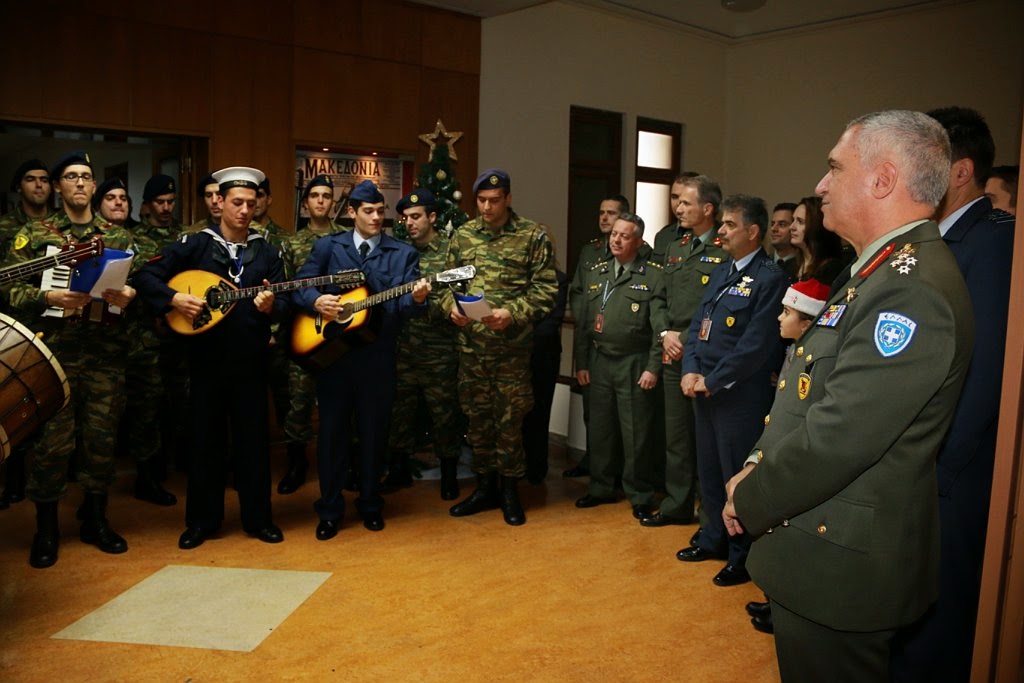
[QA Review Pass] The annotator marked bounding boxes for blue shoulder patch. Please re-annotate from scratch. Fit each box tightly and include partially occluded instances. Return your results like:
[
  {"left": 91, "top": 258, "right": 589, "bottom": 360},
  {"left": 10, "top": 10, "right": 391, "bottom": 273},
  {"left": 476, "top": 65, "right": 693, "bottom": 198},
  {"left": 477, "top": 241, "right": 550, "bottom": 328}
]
[{"left": 874, "top": 311, "right": 917, "bottom": 357}]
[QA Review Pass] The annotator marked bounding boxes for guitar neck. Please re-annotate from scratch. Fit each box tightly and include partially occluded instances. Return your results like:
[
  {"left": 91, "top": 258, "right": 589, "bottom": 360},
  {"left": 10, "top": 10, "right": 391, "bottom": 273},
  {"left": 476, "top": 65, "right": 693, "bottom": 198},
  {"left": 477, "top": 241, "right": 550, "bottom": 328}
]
[
  {"left": 0, "top": 247, "right": 98, "bottom": 285},
  {"left": 219, "top": 273, "right": 361, "bottom": 303},
  {"left": 353, "top": 273, "right": 440, "bottom": 312}
]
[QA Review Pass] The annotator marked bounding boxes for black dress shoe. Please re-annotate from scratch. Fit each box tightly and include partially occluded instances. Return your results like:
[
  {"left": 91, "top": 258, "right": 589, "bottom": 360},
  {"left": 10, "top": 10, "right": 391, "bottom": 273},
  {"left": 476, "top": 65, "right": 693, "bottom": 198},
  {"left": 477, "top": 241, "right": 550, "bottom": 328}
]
[
  {"left": 631, "top": 504, "right": 655, "bottom": 520},
  {"left": 712, "top": 564, "right": 751, "bottom": 586},
  {"left": 361, "top": 512, "right": 385, "bottom": 532},
  {"left": 746, "top": 601, "right": 771, "bottom": 617},
  {"left": 248, "top": 524, "right": 284, "bottom": 544},
  {"left": 751, "top": 612, "right": 774, "bottom": 634},
  {"left": 178, "top": 527, "right": 213, "bottom": 550},
  {"left": 676, "top": 546, "right": 727, "bottom": 562},
  {"left": 316, "top": 519, "right": 339, "bottom": 541},
  {"left": 575, "top": 494, "right": 617, "bottom": 508},
  {"left": 562, "top": 465, "right": 590, "bottom": 478},
  {"left": 134, "top": 478, "right": 177, "bottom": 506},
  {"left": 639, "top": 512, "right": 692, "bottom": 527},
  {"left": 689, "top": 527, "right": 703, "bottom": 547},
  {"left": 29, "top": 533, "right": 59, "bottom": 568}
]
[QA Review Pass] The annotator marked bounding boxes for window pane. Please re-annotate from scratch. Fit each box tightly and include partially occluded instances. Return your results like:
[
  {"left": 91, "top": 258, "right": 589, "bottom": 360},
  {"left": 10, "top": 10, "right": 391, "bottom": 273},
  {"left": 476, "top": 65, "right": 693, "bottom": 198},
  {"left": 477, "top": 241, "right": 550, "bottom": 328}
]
[
  {"left": 637, "top": 131, "right": 673, "bottom": 169},
  {"left": 635, "top": 181, "right": 670, "bottom": 234}
]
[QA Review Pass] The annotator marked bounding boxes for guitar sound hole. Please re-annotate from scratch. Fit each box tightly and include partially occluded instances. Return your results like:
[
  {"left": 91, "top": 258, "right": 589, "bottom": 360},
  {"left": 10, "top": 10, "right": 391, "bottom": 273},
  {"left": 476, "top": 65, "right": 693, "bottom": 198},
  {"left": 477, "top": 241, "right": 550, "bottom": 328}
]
[{"left": 336, "top": 304, "right": 354, "bottom": 325}]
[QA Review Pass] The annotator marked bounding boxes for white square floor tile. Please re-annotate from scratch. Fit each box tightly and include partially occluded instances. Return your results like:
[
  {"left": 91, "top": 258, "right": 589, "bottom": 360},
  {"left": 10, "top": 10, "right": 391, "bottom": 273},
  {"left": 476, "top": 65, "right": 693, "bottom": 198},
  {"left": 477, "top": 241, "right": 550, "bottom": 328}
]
[{"left": 52, "top": 565, "right": 331, "bottom": 652}]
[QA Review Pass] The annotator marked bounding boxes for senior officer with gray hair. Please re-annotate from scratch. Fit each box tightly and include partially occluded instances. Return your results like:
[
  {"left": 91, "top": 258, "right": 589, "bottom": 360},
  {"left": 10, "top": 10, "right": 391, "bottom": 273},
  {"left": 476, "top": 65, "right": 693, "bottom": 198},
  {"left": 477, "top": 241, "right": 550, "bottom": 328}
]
[{"left": 724, "top": 111, "right": 974, "bottom": 682}]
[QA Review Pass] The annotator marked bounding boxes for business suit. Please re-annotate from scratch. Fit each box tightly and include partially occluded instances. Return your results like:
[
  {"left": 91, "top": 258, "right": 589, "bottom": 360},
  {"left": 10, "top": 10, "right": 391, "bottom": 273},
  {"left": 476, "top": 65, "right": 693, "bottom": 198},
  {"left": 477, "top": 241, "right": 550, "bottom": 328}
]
[
  {"left": 891, "top": 200, "right": 1015, "bottom": 682},
  {"left": 735, "top": 221, "right": 974, "bottom": 682},
  {"left": 682, "top": 249, "right": 787, "bottom": 567},
  {"left": 657, "top": 230, "right": 727, "bottom": 522},
  {"left": 293, "top": 231, "right": 423, "bottom": 523}
]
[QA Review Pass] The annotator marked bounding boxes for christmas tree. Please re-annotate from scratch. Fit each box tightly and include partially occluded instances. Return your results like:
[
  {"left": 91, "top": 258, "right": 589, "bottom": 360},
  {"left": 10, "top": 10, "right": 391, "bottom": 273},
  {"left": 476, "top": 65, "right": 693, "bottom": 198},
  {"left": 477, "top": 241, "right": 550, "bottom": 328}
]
[
  {"left": 395, "top": 119, "right": 469, "bottom": 240},
  {"left": 416, "top": 142, "right": 468, "bottom": 237}
]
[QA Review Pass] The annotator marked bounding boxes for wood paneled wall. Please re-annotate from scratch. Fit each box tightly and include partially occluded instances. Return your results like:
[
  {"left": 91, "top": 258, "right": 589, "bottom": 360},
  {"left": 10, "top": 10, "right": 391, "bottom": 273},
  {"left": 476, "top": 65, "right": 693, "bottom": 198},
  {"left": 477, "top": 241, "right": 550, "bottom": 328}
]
[{"left": 0, "top": 0, "right": 480, "bottom": 226}]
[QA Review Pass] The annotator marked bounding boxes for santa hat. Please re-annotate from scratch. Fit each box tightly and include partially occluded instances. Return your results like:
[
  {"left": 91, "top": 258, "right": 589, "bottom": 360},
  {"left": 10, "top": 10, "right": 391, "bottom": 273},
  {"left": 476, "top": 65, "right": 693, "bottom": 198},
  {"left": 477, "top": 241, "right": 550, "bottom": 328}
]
[{"left": 782, "top": 278, "right": 830, "bottom": 316}]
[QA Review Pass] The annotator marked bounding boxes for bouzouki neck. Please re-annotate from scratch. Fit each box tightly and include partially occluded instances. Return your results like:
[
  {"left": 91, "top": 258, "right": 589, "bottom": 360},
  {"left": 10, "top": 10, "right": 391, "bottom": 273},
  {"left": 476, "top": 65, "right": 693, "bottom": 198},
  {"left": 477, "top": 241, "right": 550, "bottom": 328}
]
[{"left": 210, "top": 271, "right": 364, "bottom": 306}]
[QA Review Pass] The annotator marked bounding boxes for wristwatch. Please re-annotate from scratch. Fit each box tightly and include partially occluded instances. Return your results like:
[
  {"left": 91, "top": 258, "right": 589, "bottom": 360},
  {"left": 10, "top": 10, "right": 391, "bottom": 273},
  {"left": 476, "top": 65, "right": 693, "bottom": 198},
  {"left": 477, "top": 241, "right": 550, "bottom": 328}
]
[{"left": 659, "top": 330, "right": 669, "bottom": 340}]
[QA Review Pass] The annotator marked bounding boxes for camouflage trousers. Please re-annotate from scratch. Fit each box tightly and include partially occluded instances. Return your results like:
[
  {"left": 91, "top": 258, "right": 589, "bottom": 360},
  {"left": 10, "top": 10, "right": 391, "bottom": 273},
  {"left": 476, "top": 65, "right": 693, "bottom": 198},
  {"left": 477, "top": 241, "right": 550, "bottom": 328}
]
[
  {"left": 389, "top": 346, "right": 462, "bottom": 460},
  {"left": 266, "top": 342, "right": 316, "bottom": 444},
  {"left": 123, "top": 333, "right": 162, "bottom": 464},
  {"left": 28, "top": 332, "right": 127, "bottom": 501},
  {"left": 458, "top": 349, "right": 533, "bottom": 477}
]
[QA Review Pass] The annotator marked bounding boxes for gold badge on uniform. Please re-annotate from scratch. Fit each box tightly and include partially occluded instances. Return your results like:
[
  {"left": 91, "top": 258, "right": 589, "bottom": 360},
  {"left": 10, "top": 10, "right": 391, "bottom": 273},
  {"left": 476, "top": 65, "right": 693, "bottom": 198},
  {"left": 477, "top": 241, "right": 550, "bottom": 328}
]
[
  {"left": 630, "top": 302, "right": 639, "bottom": 313},
  {"left": 797, "top": 373, "right": 811, "bottom": 400},
  {"left": 13, "top": 233, "right": 29, "bottom": 250},
  {"left": 701, "top": 275, "right": 710, "bottom": 285},
  {"left": 726, "top": 316, "right": 735, "bottom": 327}
]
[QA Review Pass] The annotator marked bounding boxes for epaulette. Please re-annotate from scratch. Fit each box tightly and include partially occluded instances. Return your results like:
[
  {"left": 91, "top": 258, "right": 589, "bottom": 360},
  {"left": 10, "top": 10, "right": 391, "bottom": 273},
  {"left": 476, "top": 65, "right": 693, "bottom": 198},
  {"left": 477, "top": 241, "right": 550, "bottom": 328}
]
[
  {"left": 989, "top": 209, "right": 1015, "bottom": 224},
  {"left": 645, "top": 260, "right": 663, "bottom": 270},
  {"left": 590, "top": 259, "right": 611, "bottom": 271}
]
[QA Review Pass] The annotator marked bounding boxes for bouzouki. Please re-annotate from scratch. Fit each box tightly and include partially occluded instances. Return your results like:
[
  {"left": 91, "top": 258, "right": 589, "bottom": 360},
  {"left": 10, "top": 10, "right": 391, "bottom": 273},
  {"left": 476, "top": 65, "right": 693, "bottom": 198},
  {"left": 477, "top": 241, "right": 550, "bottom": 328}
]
[
  {"left": 166, "top": 269, "right": 366, "bottom": 335},
  {"left": 290, "top": 265, "right": 476, "bottom": 371},
  {"left": 0, "top": 238, "right": 104, "bottom": 285}
]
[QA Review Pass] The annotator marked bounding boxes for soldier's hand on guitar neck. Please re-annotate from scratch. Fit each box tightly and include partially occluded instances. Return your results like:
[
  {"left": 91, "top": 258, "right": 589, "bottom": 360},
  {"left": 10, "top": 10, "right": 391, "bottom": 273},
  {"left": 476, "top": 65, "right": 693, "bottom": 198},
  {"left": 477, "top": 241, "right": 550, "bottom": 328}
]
[
  {"left": 170, "top": 291, "right": 206, "bottom": 322},
  {"left": 411, "top": 278, "right": 431, "bottom": 304},
  {"left": 253, "top": 280, "right": 275, "bottom": 314}
]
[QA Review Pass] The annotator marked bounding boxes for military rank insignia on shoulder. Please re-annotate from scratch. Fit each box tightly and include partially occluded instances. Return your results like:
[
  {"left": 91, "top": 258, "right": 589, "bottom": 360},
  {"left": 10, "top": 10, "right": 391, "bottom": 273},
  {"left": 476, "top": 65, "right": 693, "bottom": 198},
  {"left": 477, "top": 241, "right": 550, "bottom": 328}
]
[
  {"left": 889, "top": 244, "right": 918, "bottom": 275},
  {"left": 590, "top": 261, "right": 608, "bottom": 272},
  {"left": 874, "top": 311, "right": 916, "bottom": 357},
  {"left": 645, "top": 261, "right": 662, "bottom": 270},
  {"left": 816, "top": 304, "right": 847, "bottom": 328}
]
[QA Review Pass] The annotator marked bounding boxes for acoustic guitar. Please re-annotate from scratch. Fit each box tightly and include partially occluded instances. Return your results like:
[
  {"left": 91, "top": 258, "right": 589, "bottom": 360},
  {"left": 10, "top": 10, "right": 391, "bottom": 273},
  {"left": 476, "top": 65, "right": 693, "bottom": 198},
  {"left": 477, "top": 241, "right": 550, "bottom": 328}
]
[
  {"left": 166, "top": 268, "right": 366, "bottom": 335},
  {"left": 0, "top": 238, "right": 103, "bottom": 285},
  {"left": 290, "top": 265, "right": 476, "bottom": 371}
]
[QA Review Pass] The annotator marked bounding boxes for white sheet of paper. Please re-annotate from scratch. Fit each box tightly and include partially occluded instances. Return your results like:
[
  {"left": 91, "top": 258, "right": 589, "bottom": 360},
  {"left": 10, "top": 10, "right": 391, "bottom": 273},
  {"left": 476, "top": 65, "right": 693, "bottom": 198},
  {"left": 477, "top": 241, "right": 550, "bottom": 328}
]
[
  {"left": 88, "top": 253, "right": 133, "bottom": 299},
  {"left": 456, "top": 292, "right": 492, "bottom": 321}
]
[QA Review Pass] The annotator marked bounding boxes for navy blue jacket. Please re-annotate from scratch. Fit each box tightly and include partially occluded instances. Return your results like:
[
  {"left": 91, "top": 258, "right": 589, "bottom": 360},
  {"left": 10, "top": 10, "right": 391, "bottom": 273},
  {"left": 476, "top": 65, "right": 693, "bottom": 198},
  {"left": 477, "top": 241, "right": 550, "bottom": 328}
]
[
  {"left": 292, "top": 231, "right": 424, "bottom": 347},
  {"left": 683, "top": 249, "right": 788, "bottom": 394},
  {"left": 938, "top": 197, "right": 1015, "bottom": 493}
]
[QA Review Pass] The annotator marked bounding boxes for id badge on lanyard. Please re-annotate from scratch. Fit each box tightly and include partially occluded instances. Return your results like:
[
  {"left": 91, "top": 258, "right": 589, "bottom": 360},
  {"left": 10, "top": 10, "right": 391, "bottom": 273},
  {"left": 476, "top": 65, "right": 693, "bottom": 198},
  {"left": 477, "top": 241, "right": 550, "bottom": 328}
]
[{"left": 698, "top": 317, "right": 712, "bottom": 341}]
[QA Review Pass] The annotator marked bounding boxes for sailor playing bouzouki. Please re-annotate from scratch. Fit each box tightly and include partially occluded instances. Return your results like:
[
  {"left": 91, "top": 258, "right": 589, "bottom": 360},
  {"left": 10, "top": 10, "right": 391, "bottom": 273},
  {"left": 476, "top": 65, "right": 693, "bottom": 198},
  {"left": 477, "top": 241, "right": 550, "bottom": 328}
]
[{"left": 134, "top": 166, "right": 288, "bottom": 551}]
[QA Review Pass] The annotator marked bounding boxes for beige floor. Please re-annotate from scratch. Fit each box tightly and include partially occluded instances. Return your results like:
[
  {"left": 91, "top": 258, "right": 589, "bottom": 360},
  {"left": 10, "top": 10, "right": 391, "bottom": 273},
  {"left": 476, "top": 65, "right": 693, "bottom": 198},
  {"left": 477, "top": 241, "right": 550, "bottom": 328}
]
[{"left": 0, "top": 447, "right": 781, "bottom": 682}]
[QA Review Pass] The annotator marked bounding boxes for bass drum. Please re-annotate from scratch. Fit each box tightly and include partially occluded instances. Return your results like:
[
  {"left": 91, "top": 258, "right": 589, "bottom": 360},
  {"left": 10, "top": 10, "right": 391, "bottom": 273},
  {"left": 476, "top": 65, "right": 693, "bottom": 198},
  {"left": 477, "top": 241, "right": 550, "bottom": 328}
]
[{"left": 0, "top": 313, "right": 70, "bottom": 463}]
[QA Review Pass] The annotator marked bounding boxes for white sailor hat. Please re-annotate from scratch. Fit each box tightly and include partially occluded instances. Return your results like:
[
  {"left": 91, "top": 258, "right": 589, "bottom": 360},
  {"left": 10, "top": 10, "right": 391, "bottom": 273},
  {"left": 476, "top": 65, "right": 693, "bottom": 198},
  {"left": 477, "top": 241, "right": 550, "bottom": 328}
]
[{"left": 212, "top": 166, "right": 265, "bottom": 194}]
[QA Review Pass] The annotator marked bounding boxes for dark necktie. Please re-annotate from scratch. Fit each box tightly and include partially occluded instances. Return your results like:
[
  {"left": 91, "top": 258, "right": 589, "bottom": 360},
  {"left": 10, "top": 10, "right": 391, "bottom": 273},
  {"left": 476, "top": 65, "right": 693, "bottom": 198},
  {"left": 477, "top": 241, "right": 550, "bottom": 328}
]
[{"left": 359, "top": 242, "right": 370, "bottom": 260}]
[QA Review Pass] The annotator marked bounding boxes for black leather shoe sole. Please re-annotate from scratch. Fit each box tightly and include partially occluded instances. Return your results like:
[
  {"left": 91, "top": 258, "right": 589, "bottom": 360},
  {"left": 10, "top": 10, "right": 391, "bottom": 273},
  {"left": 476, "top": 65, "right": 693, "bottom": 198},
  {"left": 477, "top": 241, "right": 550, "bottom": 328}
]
[
  {"left": 248, "top": 525, "right": 284, "bottom": 543},
  {"left": 362, "top": 514, "right": 385, "bottom": 532},
  {"left": 179, "top": 527, "right": 214, "bottom": 550},
  {"left": 80, "top": 526, "right": 128, "bottom": 554},
  {"left": 640, "top": 513, "right": 693, "bottom": 527},
  {"left": 751, "top": 613, "right": 774, "bottom": 634},
  {"left": 745, "top": 601, "right": 771, "bottom": 617},
  {"left": 713, "top": 564, "right": 751, "bottom": 587},
  {"left": 631, "top": 504, "right": 656, "bottom": 520},
  {"left": 575, "top": 494, "right": 617, "bottom": 509},
  {"left": 316, "top": 519, "right": 339, "bottom": 541},
  {"left": 676, "top": 546, "right": 727, "bottom": 562}
]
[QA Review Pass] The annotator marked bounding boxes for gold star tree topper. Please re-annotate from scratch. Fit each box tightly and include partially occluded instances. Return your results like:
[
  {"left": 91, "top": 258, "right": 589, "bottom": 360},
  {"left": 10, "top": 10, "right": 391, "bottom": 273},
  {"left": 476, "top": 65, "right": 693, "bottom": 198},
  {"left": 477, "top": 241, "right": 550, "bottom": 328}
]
[{"left": 418, "top": 119, "right": 463, "bottom": 161}]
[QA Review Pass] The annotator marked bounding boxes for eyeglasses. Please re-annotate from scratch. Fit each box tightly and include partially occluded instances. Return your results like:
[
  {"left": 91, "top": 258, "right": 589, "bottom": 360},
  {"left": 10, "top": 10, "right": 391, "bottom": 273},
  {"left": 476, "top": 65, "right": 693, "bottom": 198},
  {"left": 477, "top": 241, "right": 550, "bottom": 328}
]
[{"left": 61, "top": 172, "right": 94, "bottom": 183}]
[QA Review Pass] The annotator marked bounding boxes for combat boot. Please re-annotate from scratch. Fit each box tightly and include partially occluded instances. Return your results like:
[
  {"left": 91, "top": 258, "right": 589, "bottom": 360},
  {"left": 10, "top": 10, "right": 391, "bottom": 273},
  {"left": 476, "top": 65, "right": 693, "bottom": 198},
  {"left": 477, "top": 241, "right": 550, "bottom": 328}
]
[
  {"left": 134, "top": 460, "right": 177, "bottom": 506},
  {"left": 379, "top": 451, "right": 413, "bottom": 493},
  {"left": 277, "top": 442, "right": 308, "bottom": 495},
  {"left": 449, "top": 471, "right": 499, "bottom": 517},
  {"left": 499, "top": 475, "right": 526, "bottom": 526},
  {"left": 439, "top": 457, "right": 460, "bottom": 501},
  {"left": 79, "top": 492, "right": 128, "bottom": 554},
  {"left": 29, "top": 501, "right": 59, "bottom": 568},
  {"left": 0, "top": 450, "right": 27, "bottom": 508}
]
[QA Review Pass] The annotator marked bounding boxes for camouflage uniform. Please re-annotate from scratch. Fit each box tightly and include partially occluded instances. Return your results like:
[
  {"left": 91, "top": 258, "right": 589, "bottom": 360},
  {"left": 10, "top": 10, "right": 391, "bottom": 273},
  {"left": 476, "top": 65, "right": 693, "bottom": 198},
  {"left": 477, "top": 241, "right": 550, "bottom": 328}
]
[
  {"left": 275, "top": 221, "right": 345, "bottom": 445},
  {"left": 390, "top": 232, "right": 461, "bottom": 462},
  {"left": 122, "top": 221, "right": 185, "bottom": 473},
  {"left": 443, "top": 212, "right": 557, "bottom": 477},
  {"left": 2, "top": 212, "right": 146, "bottom": 501},
  {"left": 656, "top": 230, "right": 728, "bottom": 522},
  {"left": 0, "top": 204, "right": 53, "bottom": 262}
]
